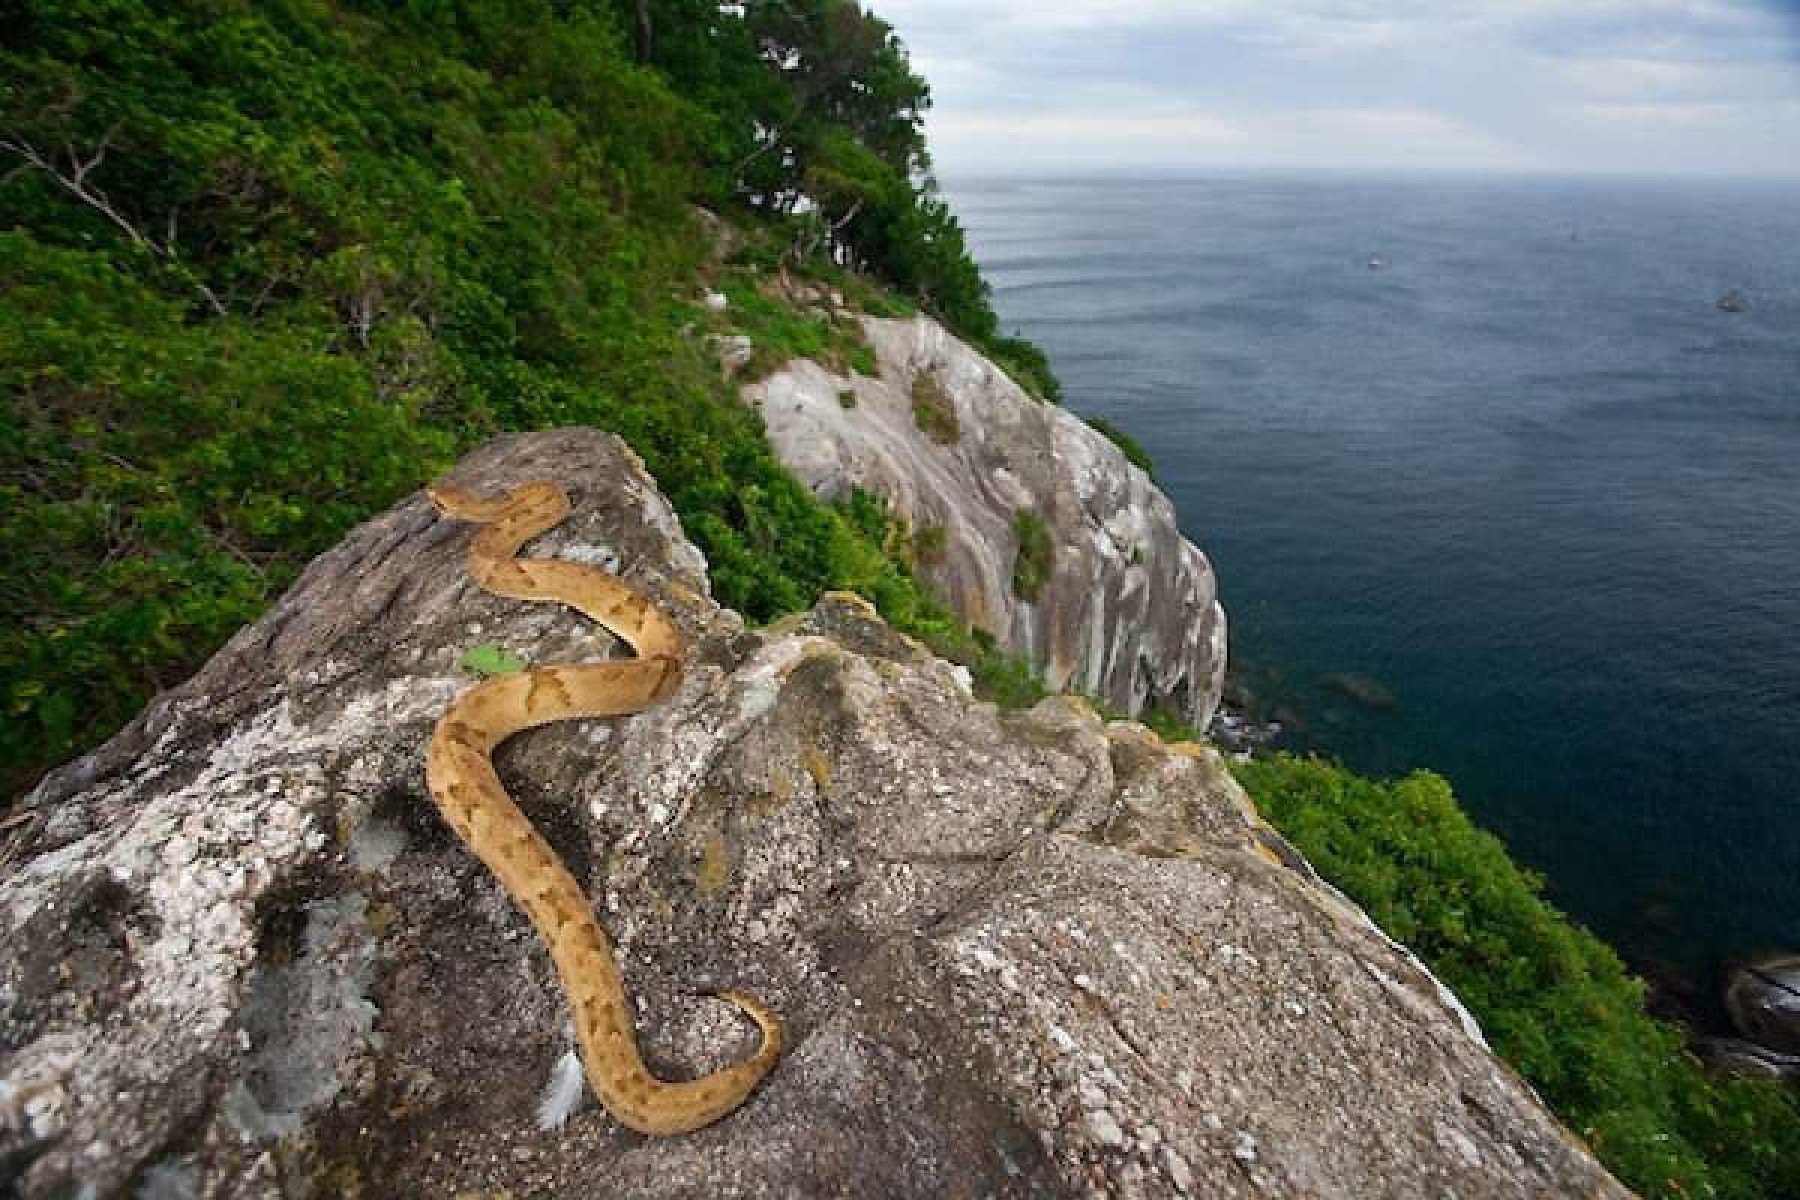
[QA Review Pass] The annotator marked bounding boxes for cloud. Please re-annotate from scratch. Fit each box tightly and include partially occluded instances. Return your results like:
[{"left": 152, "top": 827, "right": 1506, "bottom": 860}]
[
  {"left": 1557, "top": 56, "right": 1710, "bottom": 97},
  {"left": 924, "top": 102, "right": 1532, "bottom": 173},
  {"left": 1579, "top": 101, "right": 1740, "bottom": 125},
  {"left": 876, "top": 0, "right": 1800, "bottom": 176},
  {"left": 933, "top": 110, "right": 1251, "bottom": 148}
]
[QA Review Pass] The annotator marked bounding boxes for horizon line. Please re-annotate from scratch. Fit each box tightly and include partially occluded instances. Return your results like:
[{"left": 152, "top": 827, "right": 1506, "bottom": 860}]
[{"left": 933, "top": 162, "right": 1800, "bottom": 186}]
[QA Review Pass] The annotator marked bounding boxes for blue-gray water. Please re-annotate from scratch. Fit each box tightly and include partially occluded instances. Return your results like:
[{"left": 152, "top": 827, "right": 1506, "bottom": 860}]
[{"left": 946, "top": 171, "right": 1800, "bottom": 999}]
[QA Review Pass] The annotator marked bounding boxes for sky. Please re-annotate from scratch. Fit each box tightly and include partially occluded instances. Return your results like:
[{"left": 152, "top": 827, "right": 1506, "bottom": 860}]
[{"left": 870, "top": 0, "right": 1800, "bottom": 177}]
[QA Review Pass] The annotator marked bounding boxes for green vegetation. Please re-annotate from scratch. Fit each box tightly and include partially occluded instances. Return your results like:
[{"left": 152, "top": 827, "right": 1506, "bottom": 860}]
[
  {"left": 711, "top": 271, "right": 875, "bottom": 381},
  {"left": 909, "top": 370, "right": 959, "bottom": 443},
  {"left": 985, "top": 335, "right": 1060, "bottom": 403},
  {"left": 626, "top": 0, "right": 1053, "bottom": 397},
  {"left": 913, "top": 524, "right": 948, "bottom": 565},
  {"left": 0, "top": 0, "right": 1046, "bottom": 798},
  {"left": 1011, "top": 508, "right": 1054, "bottom": 601},
  {"left": 1083, "top": 414, "right": 1157, "bottom": 479},
  {"left": 966, "top": 628, "right": 1047, "bottom": 710},
  {"left": 457, "top": 644, "right": 528, "bottom": 677},
  {"left": 1235, "top": 755, "right": 1800, "bottom": 1200},
  {"left": 2, "top": 233, "right": 453, "bottom": 789}
]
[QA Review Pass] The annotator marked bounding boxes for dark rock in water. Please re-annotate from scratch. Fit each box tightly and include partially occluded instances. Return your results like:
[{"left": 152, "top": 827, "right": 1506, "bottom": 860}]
[
  {"left": 1725, "top": 953, "right": 1800, "bottom": 1056},
  {"left": 1716, "top": 289, "right": 1750, "bottom": 313},
  {"left": 1208, "top": 705, "right": 1283, "bottom": 756},
  {"left": 1210, "top": 674, "right": 1285, "bottom": 755},
  {"left": 1693, "top": 1037, "right": 1800, "bottom": 1083},
  {"left": 1322, "top": 672, "right": 1399, "bottom": 712}
]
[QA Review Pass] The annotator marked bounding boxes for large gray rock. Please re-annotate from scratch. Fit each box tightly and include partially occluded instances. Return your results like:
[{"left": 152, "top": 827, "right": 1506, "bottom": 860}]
[
  {"left": 1725, "top": 954, "right": 1800, "bottom": 1058},
  {"left": 747, "top": 316, "right": 1227, "bottom": 731},
  {"left": 0, "top": 431, "right": 1624, "bottom": 1198}
]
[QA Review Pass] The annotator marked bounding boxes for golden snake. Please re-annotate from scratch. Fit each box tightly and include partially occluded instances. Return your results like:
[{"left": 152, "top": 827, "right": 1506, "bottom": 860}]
[{"left": 423, "top": 480, "right": 782, "bottom": 1135}]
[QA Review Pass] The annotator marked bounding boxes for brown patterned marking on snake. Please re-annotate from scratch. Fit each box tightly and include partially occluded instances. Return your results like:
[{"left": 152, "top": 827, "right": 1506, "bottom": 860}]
[
  {"left": 424, "top": 480, "right": 782, "bottom": 1136},
  {"left": 524, "top": 670, "right": 573, "bottom": 718}
]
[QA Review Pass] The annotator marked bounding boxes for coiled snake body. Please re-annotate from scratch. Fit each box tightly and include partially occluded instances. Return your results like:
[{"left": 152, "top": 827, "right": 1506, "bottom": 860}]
[{"left": 424, "top": 481, "right": 782, "bottom": 1135}]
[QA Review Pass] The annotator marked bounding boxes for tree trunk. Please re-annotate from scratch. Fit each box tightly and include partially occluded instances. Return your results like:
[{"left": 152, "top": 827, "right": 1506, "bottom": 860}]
[{"left": 633, "top": 0, "right": 653, "bottom": 64}]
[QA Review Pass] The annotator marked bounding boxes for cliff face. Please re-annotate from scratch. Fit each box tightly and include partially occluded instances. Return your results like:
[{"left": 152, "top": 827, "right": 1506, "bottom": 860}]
[
  {"left": 747, "top": 316, "right": 1227, "bottom": 731},
  {"left": 0, "top": 431, "right": 1625, "bottom": 1198}
]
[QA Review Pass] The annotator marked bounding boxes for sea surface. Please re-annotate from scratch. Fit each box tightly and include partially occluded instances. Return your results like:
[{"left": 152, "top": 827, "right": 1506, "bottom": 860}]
[{"left": 944, "top": 170, "right": 1800, "bottom": 1002}]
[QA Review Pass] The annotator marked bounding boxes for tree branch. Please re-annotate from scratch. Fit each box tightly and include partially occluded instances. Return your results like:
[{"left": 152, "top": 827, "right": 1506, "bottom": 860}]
[
  {"left": 1, "top": 130, "right": 228, "bottom": 316},
  {"left": 829, "top": 197, "right": 863, "bottom": 233}
]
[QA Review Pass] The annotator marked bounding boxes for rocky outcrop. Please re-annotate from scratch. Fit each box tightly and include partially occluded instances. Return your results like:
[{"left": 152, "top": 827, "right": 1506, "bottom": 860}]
[
  {"left": 1725, "top": 954, "right": 1800, "bottom": 1059},
  {"left": 746, "top": 316, "right": 1227, "bottom": 731},
  {"left": 0, "top": 431, "right": 1625, "bottom": 1198},
  {"left": 1695, "top": 955, "right": 1800, "bottom": 1082},
  {"left": 1693, "top": 1036, "right": 1800, "bottom": 1083}
]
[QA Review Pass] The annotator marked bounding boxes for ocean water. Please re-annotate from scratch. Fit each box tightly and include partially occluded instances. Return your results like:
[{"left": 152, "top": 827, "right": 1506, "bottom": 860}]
[{"left": 945, "top": 171, "right": 1800, "bottom": 999}]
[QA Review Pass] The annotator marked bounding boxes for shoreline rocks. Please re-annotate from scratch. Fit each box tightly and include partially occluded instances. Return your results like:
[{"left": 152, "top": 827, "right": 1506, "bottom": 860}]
[{"left": 1723, "top": 954, "right": 1800, "bottom": 1066}]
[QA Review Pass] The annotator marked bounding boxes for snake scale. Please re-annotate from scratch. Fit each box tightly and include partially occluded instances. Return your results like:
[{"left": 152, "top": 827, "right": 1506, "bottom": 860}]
[{"left": 424, "top": 480, "right": 782, "bottom": 1135}]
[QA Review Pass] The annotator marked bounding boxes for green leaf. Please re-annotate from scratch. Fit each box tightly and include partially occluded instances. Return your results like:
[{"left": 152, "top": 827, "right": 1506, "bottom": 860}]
[{"left": 458, "top": 643, "right": 527, "bottom": 677}]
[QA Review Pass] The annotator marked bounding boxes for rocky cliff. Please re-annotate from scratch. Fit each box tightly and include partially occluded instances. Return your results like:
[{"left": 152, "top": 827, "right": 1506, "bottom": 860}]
[
  {"left": 0, "top": 431, "right": 1625, "bottom": 1198},
  {"left": 746, "top": 316, "right": 1227, "bottom": 732}
]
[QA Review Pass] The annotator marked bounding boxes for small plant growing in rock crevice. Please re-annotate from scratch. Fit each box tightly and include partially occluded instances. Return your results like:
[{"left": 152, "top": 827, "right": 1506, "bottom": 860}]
[
  {"left": 914, "top": 524, "right": 949, "bottom": 566},
  {"left": 1012, "top": 508, "right": 1054, "bottom": 602},
  {"left": 837, "top": 388, "right": 857, "bottom": 409},
  {"left": 911, "top": 370, "right": 960, "bottom": 444}
]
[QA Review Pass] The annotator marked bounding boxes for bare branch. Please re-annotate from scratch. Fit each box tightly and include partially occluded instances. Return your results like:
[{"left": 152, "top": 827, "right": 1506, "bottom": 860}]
[
  {"left": 67, "top": 129, "right": 111, "bottom": 186},
  {"left": 4, "top": 130, "right": 148, "bottom": 251},
  {"left": 0, "top": 135, "right": 52, "bottom": 173},
  {"left": 249, "top": 269, "right": 285, "bottom": 318},
  {"left": 829, "top": 197, "right": 863, "bottom": 233},
  {"left": 191, "top": 279, "right": 229, "bottom": 318},
  {"left": 732, "top": 126, "right": 787, "bottom": 185},
  {"left": 1, "top": 129, "right": 227, "bottom": 316}
]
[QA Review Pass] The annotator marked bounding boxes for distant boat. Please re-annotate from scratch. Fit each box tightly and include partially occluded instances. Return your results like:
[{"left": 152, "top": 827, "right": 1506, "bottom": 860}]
[
  {"left": 1717, "top": 289, "right": 1750, "bottom": 313},
  {"left": 1367, "top": 255, "right": 1387, "bottom": 271}
]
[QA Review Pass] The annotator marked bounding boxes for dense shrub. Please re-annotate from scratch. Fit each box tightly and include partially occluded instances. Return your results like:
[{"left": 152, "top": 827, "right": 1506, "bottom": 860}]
[
  {"left": 1011, "top": 508, "right": 1054, "bottom": 601},
  {"left": 0, "top": 234, "right": 455, "bottom": 789},
  {"left": 618, "top": 0, "right": 1060, "bottom": 398}
]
